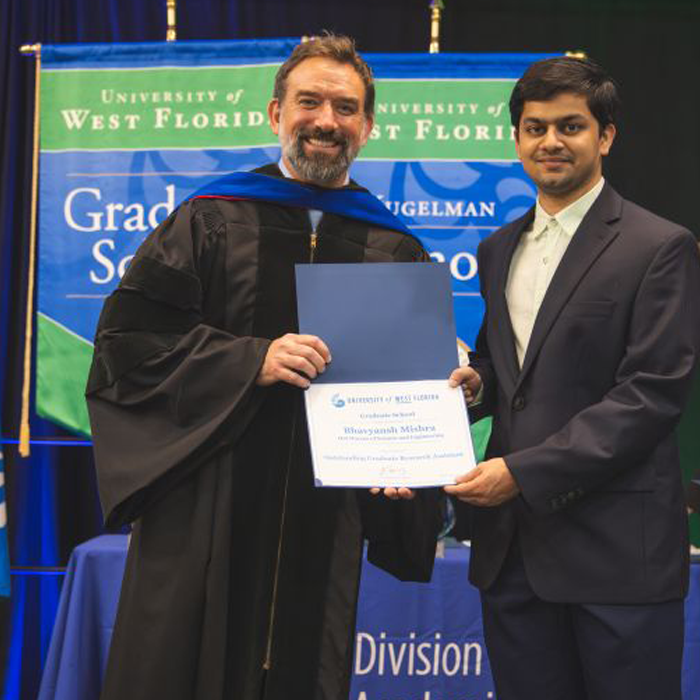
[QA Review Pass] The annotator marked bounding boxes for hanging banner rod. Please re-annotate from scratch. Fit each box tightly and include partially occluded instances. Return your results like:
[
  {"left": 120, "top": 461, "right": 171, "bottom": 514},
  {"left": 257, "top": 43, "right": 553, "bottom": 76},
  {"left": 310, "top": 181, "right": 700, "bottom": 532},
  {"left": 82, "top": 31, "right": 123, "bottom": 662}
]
[{"left": 17, "top": 43, "right": 42, "bottom": 457}]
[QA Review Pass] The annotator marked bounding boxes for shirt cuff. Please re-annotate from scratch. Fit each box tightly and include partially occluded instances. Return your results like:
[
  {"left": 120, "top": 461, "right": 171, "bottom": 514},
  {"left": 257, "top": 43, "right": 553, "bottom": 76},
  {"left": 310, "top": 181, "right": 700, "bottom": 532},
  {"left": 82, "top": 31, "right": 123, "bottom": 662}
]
[{"left": 468, "top": 384, "right": 484, "bottom": 407}]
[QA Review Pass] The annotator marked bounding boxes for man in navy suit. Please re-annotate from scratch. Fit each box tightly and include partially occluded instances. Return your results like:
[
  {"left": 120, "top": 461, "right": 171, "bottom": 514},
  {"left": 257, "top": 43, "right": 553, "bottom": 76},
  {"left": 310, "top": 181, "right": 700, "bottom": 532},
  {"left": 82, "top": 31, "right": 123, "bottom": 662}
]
[{"left": 446, "top": 57, "right": 700, "bottom": 700}]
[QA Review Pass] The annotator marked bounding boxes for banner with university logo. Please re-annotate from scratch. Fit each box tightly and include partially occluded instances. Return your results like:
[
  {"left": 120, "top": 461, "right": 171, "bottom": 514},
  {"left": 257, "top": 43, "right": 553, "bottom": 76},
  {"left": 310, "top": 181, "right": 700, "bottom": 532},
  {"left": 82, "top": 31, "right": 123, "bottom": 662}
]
[
  {"left": 37, "top": 40, "right": 299, "bottom": 435},
  {"left": 37, "top": 41, "right": 547, "bottom": 438}
]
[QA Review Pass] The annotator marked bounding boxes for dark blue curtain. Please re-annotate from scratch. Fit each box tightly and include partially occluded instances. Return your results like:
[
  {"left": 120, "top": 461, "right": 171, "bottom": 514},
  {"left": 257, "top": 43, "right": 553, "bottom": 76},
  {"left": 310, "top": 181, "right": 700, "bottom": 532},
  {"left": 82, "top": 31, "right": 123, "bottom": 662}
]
[
  {"left": 1, "top": 0, "right": 699, "bottom": 698},
  {"left": 0, "top": 3, "right": 168, "bottom": 698}
]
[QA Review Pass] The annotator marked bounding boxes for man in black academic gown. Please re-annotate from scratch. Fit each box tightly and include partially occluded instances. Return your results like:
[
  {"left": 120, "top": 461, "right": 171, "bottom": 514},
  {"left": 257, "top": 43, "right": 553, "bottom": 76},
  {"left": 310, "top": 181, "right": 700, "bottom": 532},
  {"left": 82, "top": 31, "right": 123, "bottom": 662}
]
[{"left": 87, "top": 35, "right": 441, "bottom": 700}]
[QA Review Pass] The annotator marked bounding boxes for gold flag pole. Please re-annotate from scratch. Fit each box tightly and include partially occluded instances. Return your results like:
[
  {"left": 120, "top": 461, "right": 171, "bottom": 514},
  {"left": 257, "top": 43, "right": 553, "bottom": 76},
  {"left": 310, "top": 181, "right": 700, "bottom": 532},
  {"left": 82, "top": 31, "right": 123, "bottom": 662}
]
[
  {"left": 18, "top": 43, "right": 42, "bottom": 458},
  {"left": 429, "top": 0, "right": 445, "bottom": 54},
  {"left": 166, "top": 0, "right": 177, "bottom": 41}
]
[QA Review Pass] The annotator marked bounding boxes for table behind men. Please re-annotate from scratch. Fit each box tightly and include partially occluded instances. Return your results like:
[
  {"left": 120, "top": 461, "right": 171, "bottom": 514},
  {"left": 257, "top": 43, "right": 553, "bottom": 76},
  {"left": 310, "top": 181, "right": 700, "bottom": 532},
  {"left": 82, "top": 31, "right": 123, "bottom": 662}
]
[
  {"left": 37, "top": 536, "right": 700, "bottom": 700},
  {"left": 38, "top": 537, "right": 127, "bottom": 700}
]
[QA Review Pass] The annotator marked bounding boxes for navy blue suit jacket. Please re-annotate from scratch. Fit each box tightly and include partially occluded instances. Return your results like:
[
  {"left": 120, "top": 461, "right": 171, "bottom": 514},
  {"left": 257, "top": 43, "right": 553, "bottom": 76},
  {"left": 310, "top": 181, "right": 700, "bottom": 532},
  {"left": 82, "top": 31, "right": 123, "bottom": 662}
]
[{"left": 468, "top": 183, "right": 700, "bottom": 604}]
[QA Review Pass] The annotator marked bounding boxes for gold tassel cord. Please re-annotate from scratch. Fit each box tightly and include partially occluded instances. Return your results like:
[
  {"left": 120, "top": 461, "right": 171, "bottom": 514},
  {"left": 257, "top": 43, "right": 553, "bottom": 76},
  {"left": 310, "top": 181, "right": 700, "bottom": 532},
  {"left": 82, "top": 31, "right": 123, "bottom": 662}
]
[{"left": 19, "top": 44, "right": 42, "bottom": 458}]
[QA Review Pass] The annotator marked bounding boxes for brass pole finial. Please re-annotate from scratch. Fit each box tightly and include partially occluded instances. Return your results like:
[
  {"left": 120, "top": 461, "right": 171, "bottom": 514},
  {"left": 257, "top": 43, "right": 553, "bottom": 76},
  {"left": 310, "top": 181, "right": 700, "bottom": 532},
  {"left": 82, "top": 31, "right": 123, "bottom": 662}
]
[
  {"left": 19, "top": 44, "right": 41, "bottom": 56},
  {"left": 429, "top": 0, "right": 445, "bottom": 54},
  {"left": 166, "top": 0, "right": 177, "bottom": 41}
]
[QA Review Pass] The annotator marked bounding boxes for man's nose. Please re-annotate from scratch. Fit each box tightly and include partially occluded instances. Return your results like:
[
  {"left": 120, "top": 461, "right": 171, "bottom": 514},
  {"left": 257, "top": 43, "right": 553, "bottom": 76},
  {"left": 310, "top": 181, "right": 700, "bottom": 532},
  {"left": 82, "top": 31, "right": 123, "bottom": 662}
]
[
  {"left": 541, "top": 126, "right": 563, "bottom": 149},
  {"left": 314, "top": 101, "right": 338, "bottom": 131}
]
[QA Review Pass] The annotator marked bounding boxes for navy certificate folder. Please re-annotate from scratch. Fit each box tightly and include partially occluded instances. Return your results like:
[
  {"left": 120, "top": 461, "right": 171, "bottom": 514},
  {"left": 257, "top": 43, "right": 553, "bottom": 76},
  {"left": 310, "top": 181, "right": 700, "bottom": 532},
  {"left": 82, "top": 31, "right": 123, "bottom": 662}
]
[{"left": 295, "top": 263, "right": 458, "bottom": 384}]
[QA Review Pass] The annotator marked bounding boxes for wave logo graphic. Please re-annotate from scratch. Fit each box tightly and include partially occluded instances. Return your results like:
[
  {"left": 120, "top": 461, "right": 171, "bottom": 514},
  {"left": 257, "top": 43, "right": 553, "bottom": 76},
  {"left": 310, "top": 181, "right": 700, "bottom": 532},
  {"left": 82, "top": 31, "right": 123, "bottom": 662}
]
[{"left": 331, "top": 394, "right": 346, "bottom": 408}]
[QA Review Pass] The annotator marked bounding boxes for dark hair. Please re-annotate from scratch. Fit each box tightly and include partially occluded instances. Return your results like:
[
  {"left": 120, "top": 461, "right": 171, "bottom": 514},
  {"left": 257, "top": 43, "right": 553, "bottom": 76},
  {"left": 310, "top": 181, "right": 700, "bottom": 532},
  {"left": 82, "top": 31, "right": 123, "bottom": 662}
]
[
  {"left": 509, "top": 57, "right": 620, "bottom": 131},
  {"left": 273, "top": 33, "right": 375, "bottom": 118}
]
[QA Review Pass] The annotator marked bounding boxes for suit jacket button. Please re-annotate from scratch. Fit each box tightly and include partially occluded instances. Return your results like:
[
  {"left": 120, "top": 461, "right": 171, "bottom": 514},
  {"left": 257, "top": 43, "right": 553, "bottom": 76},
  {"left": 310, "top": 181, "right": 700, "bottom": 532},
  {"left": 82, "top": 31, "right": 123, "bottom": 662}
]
[{"left": 512, "top": 395, "right": 526, "bottom": 411}]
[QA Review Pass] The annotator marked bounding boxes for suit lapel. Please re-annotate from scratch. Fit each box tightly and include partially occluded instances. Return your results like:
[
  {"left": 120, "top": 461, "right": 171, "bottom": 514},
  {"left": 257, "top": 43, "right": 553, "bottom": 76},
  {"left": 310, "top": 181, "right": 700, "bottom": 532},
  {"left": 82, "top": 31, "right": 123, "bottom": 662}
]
[
  {"left": 489, "top": 211, "right": 533, "bottom": 394},
  {"left": 515, "top": 184, "right": 623, "bottom": 389}
]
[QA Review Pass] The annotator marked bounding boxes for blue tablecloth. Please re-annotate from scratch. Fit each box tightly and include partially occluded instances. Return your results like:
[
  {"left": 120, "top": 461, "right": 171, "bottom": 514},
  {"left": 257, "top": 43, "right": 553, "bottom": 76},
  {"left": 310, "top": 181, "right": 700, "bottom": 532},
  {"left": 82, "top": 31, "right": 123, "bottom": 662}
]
[
  {"left": 37, "top": 536, "right": 700, "bottom": 700},
  {"left": 37, "top": 536, "right": 128, "bottom": 700}
]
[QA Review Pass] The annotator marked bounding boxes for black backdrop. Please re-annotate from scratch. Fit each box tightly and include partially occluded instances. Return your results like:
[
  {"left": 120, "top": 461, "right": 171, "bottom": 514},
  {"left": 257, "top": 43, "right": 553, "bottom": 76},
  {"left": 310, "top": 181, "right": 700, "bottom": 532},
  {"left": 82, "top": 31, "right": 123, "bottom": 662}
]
[{"left": 1, "top": 0, "right": 699, "bottom": 697}]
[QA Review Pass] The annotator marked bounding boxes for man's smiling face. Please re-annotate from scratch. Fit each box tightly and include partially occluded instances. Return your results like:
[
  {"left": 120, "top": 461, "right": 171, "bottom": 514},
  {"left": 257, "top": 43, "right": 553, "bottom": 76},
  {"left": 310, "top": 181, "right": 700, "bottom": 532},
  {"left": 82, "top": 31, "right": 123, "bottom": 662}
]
[
  {"left": 515, "top": 92, "right": 615, "bottom": 209},
  {"left": 268, "top": 57, "right": 373, "bottom": 188}
]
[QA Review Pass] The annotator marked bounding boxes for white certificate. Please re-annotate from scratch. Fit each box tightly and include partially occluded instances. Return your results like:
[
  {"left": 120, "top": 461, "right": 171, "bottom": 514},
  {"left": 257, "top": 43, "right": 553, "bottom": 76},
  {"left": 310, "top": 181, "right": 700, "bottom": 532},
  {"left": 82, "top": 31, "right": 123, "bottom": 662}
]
[{"left": 304, "top": 379, "right": 476, "bottom": 488}]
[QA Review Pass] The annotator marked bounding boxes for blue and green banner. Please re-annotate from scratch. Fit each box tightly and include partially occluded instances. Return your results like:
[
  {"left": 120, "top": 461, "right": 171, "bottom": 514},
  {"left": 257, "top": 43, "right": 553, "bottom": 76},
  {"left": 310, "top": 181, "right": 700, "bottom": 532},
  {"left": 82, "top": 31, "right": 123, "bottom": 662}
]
[
  {"left": 37, "top": 40, "right": 299, "bottom": 435},
  {"left": 37, "top": 42, "right": 545, "bottom": 444}
]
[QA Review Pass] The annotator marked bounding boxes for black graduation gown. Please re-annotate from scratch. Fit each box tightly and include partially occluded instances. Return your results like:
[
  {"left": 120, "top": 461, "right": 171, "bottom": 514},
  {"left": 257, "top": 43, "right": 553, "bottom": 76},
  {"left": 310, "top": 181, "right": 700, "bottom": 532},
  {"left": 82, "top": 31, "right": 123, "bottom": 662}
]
[{"left": 86, "top": 166, "right": 443, "bottom": 700}]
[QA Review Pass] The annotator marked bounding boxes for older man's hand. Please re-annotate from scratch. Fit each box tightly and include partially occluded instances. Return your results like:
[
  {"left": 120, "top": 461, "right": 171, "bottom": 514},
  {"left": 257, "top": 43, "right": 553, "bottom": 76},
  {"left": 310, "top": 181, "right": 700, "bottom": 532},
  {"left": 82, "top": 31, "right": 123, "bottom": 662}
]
[
  {"left": 448, "top": 365, "right": 482, "bottom": 405},
  {"left": 369, "top": 487, "right": 416, "bottom": 500},
  {"left": 256, "top": 333, "right": 331, "bottom": 389}
]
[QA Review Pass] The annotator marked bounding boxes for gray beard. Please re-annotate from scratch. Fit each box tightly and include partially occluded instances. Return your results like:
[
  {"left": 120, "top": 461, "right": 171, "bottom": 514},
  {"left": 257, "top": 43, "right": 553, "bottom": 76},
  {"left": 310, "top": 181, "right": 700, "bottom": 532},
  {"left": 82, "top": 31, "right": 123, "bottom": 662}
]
[{"left": 284, "top": 130, "right": 359, "bottom": 186}]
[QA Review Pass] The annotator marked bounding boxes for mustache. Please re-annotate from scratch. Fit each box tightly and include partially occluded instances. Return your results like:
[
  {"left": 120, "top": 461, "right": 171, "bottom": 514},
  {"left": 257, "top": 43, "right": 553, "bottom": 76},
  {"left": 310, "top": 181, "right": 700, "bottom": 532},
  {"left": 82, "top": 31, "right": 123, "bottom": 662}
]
[
  {"left": 535, "top": 155, "right": 572, "bottom": 162},
  {"left": 297, "top": 127, "right": 349, "bottom": 147}
]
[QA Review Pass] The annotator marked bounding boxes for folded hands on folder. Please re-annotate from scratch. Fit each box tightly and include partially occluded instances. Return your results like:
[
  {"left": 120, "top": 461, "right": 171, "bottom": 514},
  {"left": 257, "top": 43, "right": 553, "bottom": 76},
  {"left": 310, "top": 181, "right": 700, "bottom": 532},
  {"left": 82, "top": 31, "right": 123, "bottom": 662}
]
[{"left": 256, "top": 336, "right": 518, "bottom": 504}]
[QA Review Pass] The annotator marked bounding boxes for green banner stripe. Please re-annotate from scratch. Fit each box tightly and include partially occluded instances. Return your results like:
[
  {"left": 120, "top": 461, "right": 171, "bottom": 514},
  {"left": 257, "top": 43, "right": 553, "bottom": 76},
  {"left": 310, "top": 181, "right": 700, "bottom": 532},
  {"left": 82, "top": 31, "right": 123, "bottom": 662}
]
[
  {"left": 40, "top": 64, "right": 279, "bottom": 151},
  {"left": 40, "top": 65, "right": 517, "bottom": 158},
  {"left": 36, "top": 314, "right": 93, "bottom": 437},
  {"left": 469, "top": 417, "right": 492, "bottom": 464}
]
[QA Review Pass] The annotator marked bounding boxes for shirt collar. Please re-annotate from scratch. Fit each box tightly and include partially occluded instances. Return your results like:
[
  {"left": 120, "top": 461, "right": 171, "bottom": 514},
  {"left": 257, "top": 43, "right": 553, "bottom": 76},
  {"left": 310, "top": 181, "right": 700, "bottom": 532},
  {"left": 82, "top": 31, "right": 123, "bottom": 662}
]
[
  {"left": 531, "top": 177, "right": 605, "bottom": 240},
  {"left": 277, "top": 157, "right": 350, "bottom": 186}
]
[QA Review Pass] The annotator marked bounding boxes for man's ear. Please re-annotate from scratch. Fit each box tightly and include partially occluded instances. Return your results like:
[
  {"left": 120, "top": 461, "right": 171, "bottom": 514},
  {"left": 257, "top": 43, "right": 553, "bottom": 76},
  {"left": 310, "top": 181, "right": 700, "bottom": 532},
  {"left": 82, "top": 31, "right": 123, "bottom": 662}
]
[
  {"left": 600, "top": 123, "right": 616, "bottom": 156},
  {"left": 268, "top": 99, "right": 281, "bottom": 136}
]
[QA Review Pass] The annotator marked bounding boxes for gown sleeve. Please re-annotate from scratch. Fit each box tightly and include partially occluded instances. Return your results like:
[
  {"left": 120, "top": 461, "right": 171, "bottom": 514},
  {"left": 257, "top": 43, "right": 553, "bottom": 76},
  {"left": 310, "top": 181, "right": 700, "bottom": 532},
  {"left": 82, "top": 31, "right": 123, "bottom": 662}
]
[
  {"left": 360, "top": 489, "right": 444, "bottom": 582},
  {"left": 86, "top": 200, "right": 270, "bottom": 529}
]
